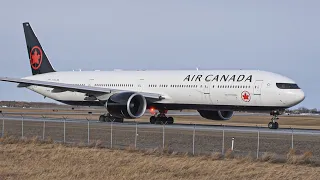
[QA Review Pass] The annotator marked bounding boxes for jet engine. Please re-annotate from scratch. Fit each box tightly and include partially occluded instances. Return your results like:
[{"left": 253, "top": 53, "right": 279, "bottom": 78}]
[
  {"left": 197, "top": 110, "right": 234, "bottom": 120},
  {"left": 105, "top": 92, "right": 147, "bottom": 119}
]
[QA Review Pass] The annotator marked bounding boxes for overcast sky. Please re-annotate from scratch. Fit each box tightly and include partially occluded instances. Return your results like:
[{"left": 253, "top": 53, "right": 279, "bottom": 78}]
[{"left": 0, "top": 0, "right": 319, "bottom": 109}]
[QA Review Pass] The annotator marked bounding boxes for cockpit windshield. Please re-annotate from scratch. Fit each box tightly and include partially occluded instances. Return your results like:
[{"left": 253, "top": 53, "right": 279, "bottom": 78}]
[{"left": 276, "top": 83, "right": 300, "bottom": 89}]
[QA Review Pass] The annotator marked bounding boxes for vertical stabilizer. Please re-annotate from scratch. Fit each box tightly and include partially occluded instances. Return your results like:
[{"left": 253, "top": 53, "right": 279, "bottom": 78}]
[{"left": 23, "top": 22, "right": 55, "bottom": 75}]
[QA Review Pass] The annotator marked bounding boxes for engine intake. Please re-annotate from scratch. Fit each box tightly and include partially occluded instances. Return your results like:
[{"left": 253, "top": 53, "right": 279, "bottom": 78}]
[
  {"left": 198, "top": 110, "right": 234, "bottom": 121},
  {"left": 106, "top": 92, "right": 147, "bottom": 119}
]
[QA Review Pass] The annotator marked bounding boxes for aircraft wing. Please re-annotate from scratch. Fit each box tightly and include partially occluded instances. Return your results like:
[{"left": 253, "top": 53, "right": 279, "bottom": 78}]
[{"left": 0, "top": 77, "right": 165, "bottom": 100}]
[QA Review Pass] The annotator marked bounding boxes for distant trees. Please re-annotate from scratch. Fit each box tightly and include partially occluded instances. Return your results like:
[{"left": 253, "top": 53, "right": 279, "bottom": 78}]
[
  {"left": 0, "top": 101, "right": 64, "bottom": 108},
  {"left": 310, "top": 108, "right": 318, "bottom": 114},
  {"left": 285, "top": 107, "right": 319, "bottom": 114}
]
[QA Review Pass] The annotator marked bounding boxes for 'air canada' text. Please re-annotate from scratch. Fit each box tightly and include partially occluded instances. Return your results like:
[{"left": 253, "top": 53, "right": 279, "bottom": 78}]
[{"left": 183, "top": 74, "right": 253, "bottom": 82}]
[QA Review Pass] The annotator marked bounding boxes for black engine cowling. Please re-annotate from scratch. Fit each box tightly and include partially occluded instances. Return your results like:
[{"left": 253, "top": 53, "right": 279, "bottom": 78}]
[
  {"left": 197, "top": 110, "right": 234, "bottom": 120},
  {"left": 106, "top": 92, "right": 147, "bottom": 119}
]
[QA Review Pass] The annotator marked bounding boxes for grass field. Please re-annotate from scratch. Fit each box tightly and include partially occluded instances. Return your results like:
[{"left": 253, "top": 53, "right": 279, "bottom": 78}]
[{"left": 0, "top": 137, "right": 319, "bottom": 180}]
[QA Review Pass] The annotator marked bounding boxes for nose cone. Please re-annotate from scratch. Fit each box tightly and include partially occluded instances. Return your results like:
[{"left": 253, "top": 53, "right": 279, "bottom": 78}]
[
  {"left": 295, "top": 90, "right": 305, "bottom": 104},
  {"left": 285, "top": 89, "right": 305, "bottom": 106}
]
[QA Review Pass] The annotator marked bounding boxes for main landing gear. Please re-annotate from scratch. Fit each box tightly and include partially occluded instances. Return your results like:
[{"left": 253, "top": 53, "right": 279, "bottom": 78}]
[
  {"left": 268, "top": 110, "right": 280, "bottom": 129},
  {"left": 149, "top": 110, "right": 174, "bottom": 125},
  {"left": 99, "top": 113, "right": 124, "bottom": 123}
]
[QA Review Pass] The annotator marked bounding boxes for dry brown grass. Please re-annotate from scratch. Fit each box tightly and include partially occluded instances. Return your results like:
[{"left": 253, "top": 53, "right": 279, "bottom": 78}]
[
  {"left": 287, "top": 149, "right": 314, "bottom": 165},
  {"left": 224, "top": 148, "right": 235, "bottom": 159},
  {"left": 0, "top": 137, "right": 319, "bottom": 180},
  {"left": 259, "top": 152, "right": 286, "bottom": 164}
]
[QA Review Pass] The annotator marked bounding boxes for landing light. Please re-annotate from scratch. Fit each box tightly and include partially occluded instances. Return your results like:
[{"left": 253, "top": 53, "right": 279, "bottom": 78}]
[{"left": 150, "top": 108, "right": 156, "bottom": 115}]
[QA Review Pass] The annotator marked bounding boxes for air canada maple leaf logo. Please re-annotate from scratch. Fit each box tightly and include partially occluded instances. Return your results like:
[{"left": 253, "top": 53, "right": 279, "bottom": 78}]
[
  {"left": 241, "top": 91, "right": 251, "bottom": 102},
  {"left": 30, "top": 46, "right": 42, "bottom": 70}
]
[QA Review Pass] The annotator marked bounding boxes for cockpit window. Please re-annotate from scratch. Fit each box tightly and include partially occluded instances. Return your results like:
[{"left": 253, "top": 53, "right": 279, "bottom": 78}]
[{"left": 276, "top": 83, "right": 300, "bottom": 89}]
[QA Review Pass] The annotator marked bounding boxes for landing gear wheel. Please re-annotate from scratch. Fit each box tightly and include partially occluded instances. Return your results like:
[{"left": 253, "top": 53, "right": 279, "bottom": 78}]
[
  {"left": 99, "top": 114, "right": 124, "bottom": 123},
  {"left": 114, "top": 118, "right": 124, "bottom": 123},
  {"left": 155, "top": 117, "right": 163, "bottom": 124},
  {"left": 110, "top": 116, "right": 124, "bottom": 123},
  {"left": 105, "top": 116, "right": 112, "bottom": 122},
  {"left": 150, "top": 116, "right": 156, "bottom": 124},
  {"left": 99, "top": 115, "right": 106, "bottom": 122},
  {"left": 152, "top": 117, "right": 174, "bottom": 125},
  {"left": 268, "top": 122, "right": 274, "bottom": 129},
  {"left": 167, "top": 117, "right": 174, "bottom": 124},
  {"left": 268, "top": 122, "right": 279, "bottom": 129},
  {"left": 149, "top": 110, "right": 175, "bottom": 125},
  {"left": 268, "top": 110, "right": 281, "bottom": 129}
]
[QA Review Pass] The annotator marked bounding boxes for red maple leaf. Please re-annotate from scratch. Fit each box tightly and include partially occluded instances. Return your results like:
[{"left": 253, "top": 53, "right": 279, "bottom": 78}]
[
  {"left": 31, "top": 50, "right": 40, "bottom": 65},
  {"left": 242, "top": 93, "right": 249, "bottom": 100}
]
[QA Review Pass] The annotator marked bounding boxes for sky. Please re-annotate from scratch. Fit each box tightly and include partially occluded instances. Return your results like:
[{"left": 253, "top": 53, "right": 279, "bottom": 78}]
[{"left": 0, "top": 0, "right": 319, "bottom": 109}]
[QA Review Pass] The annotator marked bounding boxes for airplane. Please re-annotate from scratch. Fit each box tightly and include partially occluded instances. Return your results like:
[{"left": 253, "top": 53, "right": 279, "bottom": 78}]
[{"left": 0, "top": 22, "right": 305, "bottom": 129}]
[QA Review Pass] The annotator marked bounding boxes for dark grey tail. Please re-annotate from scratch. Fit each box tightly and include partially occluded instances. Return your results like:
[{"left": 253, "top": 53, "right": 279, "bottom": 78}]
[{"left": 23, "top": 22, "right": 55, "bottom": 75}]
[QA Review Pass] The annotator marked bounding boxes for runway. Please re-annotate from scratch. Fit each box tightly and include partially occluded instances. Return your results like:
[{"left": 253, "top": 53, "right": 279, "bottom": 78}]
[
  {"left": 2, "top": 108, "right": 319, "bottom": 118},
  {"left": 2, "top": 115, "right": 320, "bottom": 136}
]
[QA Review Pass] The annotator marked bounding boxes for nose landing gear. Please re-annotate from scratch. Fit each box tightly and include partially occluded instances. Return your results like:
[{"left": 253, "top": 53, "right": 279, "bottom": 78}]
[{"left": 268, "top": 110, "right": 280, "bottom": 129}]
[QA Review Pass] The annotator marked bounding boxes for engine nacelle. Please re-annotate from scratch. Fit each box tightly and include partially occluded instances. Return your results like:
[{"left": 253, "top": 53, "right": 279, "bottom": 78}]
[
  {"left": 197, "top": 110, "right": 234, "bottom": 121},
  {"left": 106, "top": 92, "right": 147, "bottom": 119}
]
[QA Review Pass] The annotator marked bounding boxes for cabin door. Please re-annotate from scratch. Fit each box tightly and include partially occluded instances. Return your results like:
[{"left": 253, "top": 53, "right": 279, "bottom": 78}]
[
  {"left": 88, "top": 78, "right": 95, "bottom": 87},
  {"left": 253, "top": 80, "right": 263, "bottom": 95},
  {"left": 202, "top": 83, "right": 212, "bottom": 104},
  {"left": 136, "top": 78, "right": 144, "bottom": 92}
]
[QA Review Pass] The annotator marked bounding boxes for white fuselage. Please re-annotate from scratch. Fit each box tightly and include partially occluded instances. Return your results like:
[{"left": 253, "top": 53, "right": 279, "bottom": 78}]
[{"left": 24, "top": 70, "right": 305, "bottom": 111}]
